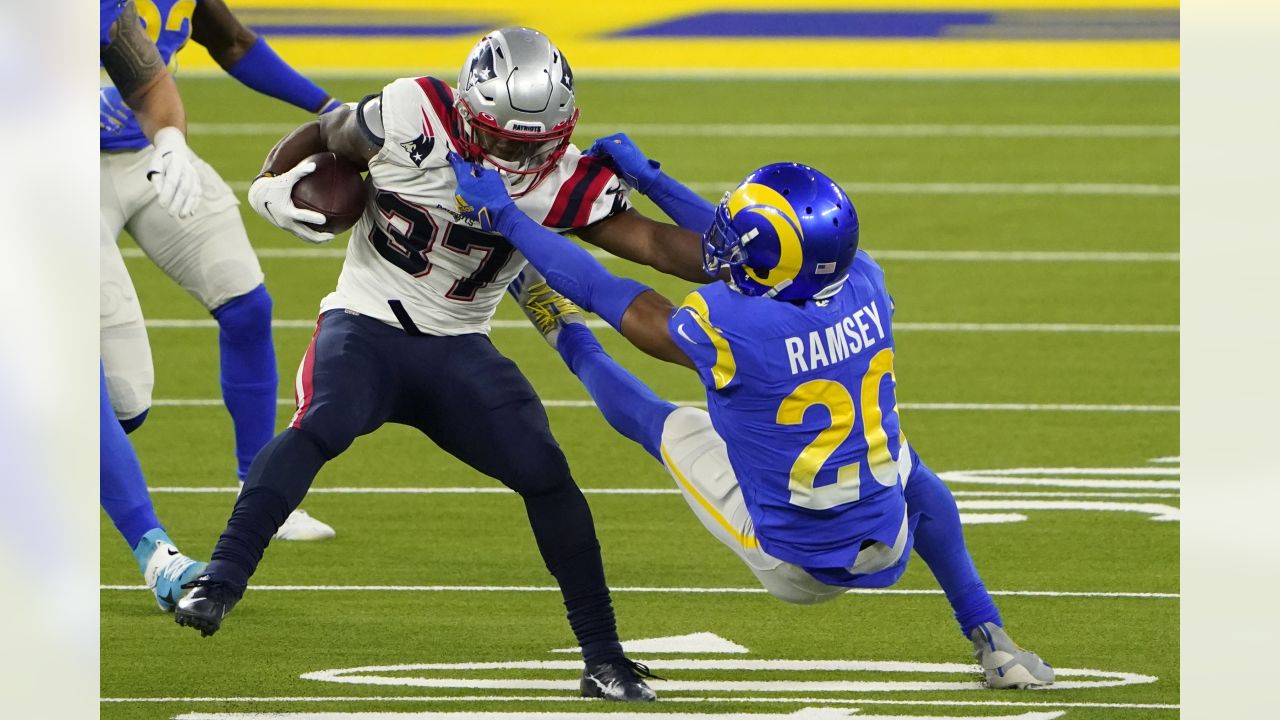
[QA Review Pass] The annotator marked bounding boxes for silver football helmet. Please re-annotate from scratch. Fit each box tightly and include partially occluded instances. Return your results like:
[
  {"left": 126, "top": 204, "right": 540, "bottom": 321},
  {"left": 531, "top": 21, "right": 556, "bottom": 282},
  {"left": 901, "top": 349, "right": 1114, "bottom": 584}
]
[{"left": 456, "top": 27, "right": 578, "bottom": 184}]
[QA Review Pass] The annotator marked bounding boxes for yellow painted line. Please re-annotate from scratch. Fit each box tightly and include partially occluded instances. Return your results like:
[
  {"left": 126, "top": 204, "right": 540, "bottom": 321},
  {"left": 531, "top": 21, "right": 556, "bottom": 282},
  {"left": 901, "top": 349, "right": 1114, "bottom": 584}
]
[{"left": 660, "top": 444, "right": 760, "bottom": 550}]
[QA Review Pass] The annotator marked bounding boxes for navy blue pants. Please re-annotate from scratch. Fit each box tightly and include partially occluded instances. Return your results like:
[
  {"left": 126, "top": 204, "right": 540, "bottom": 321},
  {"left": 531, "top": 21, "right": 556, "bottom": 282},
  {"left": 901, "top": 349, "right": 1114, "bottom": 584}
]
[
  {"left": 289, "top": 310, "right": 566, "bottom": 479},
  {"left": 209, "top": 309, "right": 624, "bottom": 661}
]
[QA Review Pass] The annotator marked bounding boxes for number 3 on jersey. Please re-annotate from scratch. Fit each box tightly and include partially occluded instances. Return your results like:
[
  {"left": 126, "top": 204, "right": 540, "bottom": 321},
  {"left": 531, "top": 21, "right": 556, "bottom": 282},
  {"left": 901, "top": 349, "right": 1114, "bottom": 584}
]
[
  {"left": 776, "top": 347, "right": 901, "bottom": 511},
  {"left": 367, "top": 190, "right": 516, "bottom": 301}
]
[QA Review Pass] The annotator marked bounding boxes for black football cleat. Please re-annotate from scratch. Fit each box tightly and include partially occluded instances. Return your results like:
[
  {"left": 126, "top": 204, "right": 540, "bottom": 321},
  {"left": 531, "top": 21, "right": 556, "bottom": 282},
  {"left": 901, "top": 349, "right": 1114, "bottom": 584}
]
[
  {"left": 579, "top": 657, "right": 659, "bottom": 701},
  {"left": 173, "top": 575, "right": 242, "bottom": 637}
]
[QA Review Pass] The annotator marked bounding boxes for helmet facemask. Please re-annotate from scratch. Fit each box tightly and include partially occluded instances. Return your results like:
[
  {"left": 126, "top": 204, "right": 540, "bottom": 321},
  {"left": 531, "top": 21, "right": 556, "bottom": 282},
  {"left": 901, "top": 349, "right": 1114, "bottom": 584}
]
[
  {"left": 702, "top": 197, "right": 749, "bottom": 278},
  {"left": 457, "top": 98, "right": 578, "bottom": 182}
]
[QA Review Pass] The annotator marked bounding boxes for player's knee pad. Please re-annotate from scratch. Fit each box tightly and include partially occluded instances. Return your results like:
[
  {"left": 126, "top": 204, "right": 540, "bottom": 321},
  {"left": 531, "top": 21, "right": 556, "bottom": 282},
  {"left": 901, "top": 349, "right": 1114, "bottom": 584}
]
[
  {"left": 100, "top": 340, "right": 154, "bottom": 423},
  {"left": 213, "top": 284, "right": 273, "bottom": 343},
  {"left": 119, "top": 408, "right": 149, "bottom": 434}
]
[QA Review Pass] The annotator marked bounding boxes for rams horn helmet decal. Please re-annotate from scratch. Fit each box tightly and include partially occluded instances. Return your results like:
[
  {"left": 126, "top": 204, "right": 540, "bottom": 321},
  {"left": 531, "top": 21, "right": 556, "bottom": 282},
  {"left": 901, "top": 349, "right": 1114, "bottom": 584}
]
[{"left": 703, "top": 163, "right": 860, "bottom": 302}]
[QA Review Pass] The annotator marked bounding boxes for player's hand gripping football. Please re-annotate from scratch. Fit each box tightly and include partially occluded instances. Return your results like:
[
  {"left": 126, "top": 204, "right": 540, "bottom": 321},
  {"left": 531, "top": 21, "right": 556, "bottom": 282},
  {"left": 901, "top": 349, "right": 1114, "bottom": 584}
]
[
  {"left": 147, "top": 126, "right": 203, "bottom": 219},
  {"left": 247, "top": 160, "right": 336, "bottom": 244},
  {"left": 448, "top": 152, "right": 515, "bottom": 232},
  {"left": 585, "top": 133, "right": 662, "bottom": 193}
]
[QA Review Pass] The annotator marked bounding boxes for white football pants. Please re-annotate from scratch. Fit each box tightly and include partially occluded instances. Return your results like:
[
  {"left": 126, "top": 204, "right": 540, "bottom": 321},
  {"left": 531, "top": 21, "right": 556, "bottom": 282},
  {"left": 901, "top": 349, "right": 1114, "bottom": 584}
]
[
  {"left": 99, "top": 148, "right": 264, "bottom": 421},
  {"left": 658, "top": 406, "right": 910, "bottom": 604}
]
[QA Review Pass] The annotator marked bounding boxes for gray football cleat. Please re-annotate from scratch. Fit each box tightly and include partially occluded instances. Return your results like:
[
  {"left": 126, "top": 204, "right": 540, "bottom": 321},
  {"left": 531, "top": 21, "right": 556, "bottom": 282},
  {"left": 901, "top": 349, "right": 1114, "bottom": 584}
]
[
  {"left": 580, "top": 657, "right": 658, "bottom": 702},
  {"left": 507, "top": 266, "right": 586, "bottom": 348},
  {"left": 969, "top": 622, "right": 1055, "bottom": 689}
]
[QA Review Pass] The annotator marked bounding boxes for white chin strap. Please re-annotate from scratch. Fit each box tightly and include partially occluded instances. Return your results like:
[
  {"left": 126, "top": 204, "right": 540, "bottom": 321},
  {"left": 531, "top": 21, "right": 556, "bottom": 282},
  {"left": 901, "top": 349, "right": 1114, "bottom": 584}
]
[{"left": 763, "top": 279, "right": 793, "bottom": 299}]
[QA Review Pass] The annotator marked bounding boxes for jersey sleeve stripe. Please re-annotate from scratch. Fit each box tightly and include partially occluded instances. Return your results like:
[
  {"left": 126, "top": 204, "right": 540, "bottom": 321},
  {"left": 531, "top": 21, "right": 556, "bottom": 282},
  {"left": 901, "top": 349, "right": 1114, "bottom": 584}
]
[
  {"left": 355, "top": 93, "right": 385, "bottom": 147},
  {"left": 414, "top": 77, "right": 463, "bottom": 146},
  {"left": 680, "top": 292, "right": 738, "bottom": 390},
  {"left": 567, "top": 163, "right": 616, "bottom": 228},
  {"left": 543, "top": 158, "right": 594, "bottom": 228}
]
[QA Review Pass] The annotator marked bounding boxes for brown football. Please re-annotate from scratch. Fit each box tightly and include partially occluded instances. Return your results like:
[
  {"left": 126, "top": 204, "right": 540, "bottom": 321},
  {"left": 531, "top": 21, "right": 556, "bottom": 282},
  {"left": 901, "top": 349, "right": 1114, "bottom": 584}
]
[{"left": 290, "top": 152, "right": 366, "bottom": 234}]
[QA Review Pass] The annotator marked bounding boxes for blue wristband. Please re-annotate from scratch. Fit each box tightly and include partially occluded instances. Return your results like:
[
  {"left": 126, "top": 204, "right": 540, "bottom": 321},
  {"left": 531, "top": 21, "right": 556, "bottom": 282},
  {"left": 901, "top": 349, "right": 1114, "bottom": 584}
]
[
  {"left": 495, "top": 208, "right": 649, "bottom": 331},
  {"left": 227, "top": 37, "right": 333, "bottom": 113},
  {"left": 644, "top": 171, "right": 716, "bottom": 233}
]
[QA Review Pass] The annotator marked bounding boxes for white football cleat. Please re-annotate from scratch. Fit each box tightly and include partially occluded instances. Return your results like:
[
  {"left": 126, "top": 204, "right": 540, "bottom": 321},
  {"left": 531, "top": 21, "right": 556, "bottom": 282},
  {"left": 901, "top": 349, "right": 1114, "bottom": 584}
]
[
  {"left": 507, "top": 266, "right": 586, "bottom": 348},
  {"left": 969, "top": 622, "right": 1055, "bottom": 689},
  {"left": 132, "top": 528, "right": 207, "bottom": 612},
  {"left": 274, "top": 508, "right": 336, "bottom": 541}
]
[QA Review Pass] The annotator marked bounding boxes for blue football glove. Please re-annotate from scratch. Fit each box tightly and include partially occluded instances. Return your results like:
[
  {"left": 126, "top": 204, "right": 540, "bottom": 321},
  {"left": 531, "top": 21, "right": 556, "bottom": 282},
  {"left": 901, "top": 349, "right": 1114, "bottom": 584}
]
[
  {"left": 447, "top": 152, "right": 515, "bottom": 232},
  {"left": 585, "top": 133, "right": 662, "bottom": 193}
]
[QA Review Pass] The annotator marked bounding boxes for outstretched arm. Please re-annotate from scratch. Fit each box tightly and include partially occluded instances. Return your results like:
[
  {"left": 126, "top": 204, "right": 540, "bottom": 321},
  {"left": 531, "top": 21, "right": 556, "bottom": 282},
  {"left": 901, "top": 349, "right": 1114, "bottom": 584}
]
[
  {"left": 574, "top": 209, "right": 709, "bottom": 283},
  {"left": 192, "top": 0, "right": 341, "bottom": 113},
  {"left": 450, "top": 154, "right": 693, "bottom": 369}
]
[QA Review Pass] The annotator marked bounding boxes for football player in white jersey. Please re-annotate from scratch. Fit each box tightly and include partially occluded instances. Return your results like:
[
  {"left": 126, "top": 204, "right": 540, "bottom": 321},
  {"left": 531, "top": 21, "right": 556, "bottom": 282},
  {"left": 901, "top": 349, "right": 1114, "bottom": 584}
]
[{"left": 175, "top": 27, "right": 710, "bottom": 702}]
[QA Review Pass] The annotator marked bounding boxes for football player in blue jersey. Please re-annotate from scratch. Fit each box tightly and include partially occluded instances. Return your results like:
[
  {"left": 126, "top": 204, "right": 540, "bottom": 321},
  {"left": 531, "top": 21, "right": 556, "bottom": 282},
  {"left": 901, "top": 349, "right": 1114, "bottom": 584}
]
[
  {"left": 101, "top": 0, "right": 341, "bottom": 540},
  {"left": 100, "top": 0, "right": 208, "bottom": 610},
  {"left": 450, "top": 139, "right": 1055, "bottom": 689}
]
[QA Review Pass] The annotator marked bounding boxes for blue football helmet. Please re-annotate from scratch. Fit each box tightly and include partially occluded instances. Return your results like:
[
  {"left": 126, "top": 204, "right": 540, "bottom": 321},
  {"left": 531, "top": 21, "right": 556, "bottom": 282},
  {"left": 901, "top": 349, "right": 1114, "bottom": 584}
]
[{"left": 703, "top": 163, "right": 859, "bottom": 302}]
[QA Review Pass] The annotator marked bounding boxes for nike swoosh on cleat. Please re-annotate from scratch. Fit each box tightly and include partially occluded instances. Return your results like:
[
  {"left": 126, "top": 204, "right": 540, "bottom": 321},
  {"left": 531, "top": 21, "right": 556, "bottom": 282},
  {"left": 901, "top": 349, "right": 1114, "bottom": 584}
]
[{"left": 166, "top": 548, "right": 180, "bottom": 556}]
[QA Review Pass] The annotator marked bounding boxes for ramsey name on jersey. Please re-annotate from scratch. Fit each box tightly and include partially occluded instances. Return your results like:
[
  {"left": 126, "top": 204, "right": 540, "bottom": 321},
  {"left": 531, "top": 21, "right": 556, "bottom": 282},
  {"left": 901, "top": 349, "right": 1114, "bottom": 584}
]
[{"left": 320, "top": 76, "right": 630, "bottom": 336}]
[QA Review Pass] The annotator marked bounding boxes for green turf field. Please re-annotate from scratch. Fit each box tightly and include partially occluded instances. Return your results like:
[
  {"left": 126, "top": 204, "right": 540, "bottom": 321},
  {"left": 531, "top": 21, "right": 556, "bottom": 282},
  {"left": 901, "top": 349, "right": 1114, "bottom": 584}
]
[{"left": 101, "top": 76, "right": 1179, "bottom": 720}]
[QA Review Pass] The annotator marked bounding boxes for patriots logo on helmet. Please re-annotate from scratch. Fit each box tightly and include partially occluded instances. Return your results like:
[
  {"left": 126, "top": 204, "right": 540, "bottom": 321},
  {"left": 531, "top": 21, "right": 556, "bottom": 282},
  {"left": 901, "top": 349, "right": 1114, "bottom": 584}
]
[
  {"left": 467, "top": 43, "right": 498, "bottom": 89},
  {"left": 400, "top": 109, "right": 436, "bottom": 167},
  {"left": 557, "top": 51, "right": 574, "bottom": 92}
]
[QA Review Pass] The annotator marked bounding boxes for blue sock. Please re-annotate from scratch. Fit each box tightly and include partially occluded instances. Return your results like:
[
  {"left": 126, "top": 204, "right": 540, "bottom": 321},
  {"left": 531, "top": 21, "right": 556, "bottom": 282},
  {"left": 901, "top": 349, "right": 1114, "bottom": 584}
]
[
  {"left": 556, "top": 324, "right": 676, "bottom": 460},
  {"left": 99, "top": 364, "right": 162, "bottom": 550},
  {"left": 904, "top": 448, "right": 1002, "bottom": 635},
  {"left": 212, "top": 285, "right": 278, "bottom": 480}
]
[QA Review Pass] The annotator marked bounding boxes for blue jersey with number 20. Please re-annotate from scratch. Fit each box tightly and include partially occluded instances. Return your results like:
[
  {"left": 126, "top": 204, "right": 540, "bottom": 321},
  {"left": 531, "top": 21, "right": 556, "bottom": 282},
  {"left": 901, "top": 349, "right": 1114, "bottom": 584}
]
[
  {"left": 100, "top": 0, "right": 198, "bottom": 151},
  {"left": 668, "top": 250, "right": 908, "bottom": 571}
]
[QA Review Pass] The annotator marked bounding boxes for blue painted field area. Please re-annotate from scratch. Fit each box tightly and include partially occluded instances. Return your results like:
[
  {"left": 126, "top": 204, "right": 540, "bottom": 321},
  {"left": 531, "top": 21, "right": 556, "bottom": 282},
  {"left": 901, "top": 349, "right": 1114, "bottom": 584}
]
[{"left": 610, "top": 9, "right": 1180, "bottom": 40}]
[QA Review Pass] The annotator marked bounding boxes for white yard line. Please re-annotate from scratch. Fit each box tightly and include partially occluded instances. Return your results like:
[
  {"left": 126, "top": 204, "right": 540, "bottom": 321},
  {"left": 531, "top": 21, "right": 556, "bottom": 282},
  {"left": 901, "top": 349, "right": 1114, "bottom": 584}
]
[
  {"left": 148, "top": 398, "right": 1179, "bottom": 412},
  {"left": 189, "top": 122, "right": 1177, "bottom": 139},
  {"left": 144, "top": 486, "right": 1176, "bottom": 500},
  {"left": 98, "top": 584, "right": 1177, "bottom": 599},
  {"left": 121, "top": 247, "right": 1179, "bottom": 262},
  {"left": 141, "top": 318, "right": 1179, "bottom": 334},
  {"left": 100, "top": 694, "right": 1180, "bottom": 710},
  {"left": 215, "top": 179, "right": 1176, "bottom": 197}
]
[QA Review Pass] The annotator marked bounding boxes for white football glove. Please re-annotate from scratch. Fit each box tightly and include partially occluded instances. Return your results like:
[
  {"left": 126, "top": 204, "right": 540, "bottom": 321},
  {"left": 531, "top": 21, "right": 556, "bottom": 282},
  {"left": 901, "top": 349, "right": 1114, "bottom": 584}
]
[
  {"left": 147, "top": 126, "right": 203, "bottom": 219},
  {"left": 247, "top": 160, "right": 335, "bottom": 244}
]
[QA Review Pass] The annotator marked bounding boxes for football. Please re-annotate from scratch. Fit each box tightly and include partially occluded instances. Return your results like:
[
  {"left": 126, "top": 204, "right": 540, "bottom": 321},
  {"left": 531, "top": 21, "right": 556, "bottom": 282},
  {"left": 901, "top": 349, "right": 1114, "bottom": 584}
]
[{"left": 290, "top": 151, "right": 366, "bottom": 234}]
